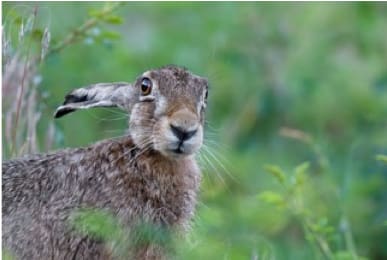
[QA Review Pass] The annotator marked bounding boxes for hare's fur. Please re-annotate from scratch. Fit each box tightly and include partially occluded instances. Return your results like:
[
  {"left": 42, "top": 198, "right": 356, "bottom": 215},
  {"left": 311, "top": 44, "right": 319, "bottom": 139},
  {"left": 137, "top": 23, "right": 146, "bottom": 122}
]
[{"left": 2, "top": 65, "right": 208, "bottom": 259}]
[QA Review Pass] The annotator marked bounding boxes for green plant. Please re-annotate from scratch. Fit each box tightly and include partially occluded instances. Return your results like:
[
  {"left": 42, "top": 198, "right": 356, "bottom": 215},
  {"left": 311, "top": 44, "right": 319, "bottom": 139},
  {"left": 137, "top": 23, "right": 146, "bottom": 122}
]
[
  {"left": 2, "top": 2, "right": 123, "bottom": 158},
  {"left": 376, "top": 154, "right": 387, "bottom": 164},
  {"left": 70, "top": 208, "right": 174, "bottom": 258},
  {"left": 259, "top": 162, "right": 367, "bottom": 260}
]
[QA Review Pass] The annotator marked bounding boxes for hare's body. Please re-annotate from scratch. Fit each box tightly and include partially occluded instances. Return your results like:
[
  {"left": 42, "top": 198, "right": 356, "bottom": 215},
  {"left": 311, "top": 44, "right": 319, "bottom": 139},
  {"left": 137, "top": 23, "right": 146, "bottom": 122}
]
[
  {"left": 2, "top": 66, "right": 209, "bottom": 259},
  {"left": 3, "top": 136, "right": 200, "bottom": 259}
]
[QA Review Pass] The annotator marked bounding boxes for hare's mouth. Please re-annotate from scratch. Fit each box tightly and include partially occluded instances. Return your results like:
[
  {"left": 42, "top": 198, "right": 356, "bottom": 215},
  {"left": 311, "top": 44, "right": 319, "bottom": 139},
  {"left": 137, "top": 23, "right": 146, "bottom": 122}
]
[
  {"left": 149, "top": 112, "right": 204, "bottom": 158},
  {"left": 169, "top": 141, "right": 192, "bottom": 155},
  {"left": 172, "top": 147, "right": 184, "bottom": 154},
  {"left": 163, "top": 141, "right": 197, "bottom": 157},
  {"left": 155, "top": 126, "right": 203, "bottom": 158}
]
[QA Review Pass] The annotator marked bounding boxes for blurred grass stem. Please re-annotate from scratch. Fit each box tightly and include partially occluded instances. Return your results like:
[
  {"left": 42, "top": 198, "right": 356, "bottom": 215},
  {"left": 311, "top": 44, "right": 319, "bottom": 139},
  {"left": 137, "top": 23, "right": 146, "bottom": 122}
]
[
  {"left": 47, "top": 2, "right": 122, "bottom": 56},
  {"left": 11, "top": 6, "right": 38, "bottom": 155}
]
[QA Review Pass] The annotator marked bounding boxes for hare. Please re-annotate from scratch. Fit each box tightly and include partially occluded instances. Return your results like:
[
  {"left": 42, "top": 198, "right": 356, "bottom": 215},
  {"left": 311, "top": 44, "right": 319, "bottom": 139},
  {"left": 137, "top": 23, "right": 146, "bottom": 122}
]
[{"left": 2, "top": 65, "right": 209, "bottom": 259}]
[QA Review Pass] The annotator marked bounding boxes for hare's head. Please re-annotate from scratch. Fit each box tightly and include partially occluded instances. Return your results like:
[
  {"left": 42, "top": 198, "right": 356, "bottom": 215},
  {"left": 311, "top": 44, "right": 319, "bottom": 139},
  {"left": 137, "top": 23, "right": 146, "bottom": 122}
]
[
  {"left": 55, "top": 65, "right": 208, "bottom": 158},
  {"left": 130, "top": 66, "right": 208, "bottom": 158}
]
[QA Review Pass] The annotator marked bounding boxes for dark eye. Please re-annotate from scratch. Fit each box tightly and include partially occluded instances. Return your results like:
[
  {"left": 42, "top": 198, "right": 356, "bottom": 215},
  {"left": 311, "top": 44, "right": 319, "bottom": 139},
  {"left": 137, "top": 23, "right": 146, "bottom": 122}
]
[{"left": 141, "top": 77, "right": 152, "bottom": 96}]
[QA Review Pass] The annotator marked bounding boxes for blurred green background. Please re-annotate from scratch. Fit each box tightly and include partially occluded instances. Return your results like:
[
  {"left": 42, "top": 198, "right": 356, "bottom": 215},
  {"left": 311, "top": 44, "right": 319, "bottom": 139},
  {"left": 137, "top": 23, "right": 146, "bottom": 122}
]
[{"left": 2, "top": 2, "right": 387, "bottom": 259}]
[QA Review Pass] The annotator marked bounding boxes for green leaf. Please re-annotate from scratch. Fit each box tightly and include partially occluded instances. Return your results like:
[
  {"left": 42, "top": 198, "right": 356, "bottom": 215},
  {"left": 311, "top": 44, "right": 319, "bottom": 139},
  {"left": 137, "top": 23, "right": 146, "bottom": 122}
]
[
  {"left": 263, "top": 164, "right": 286, "bottom": 184},
  {"left": 103, "top": 15, "right": 123, "bottom": 24},
  {"left": 88, "top": 9, "right": 103, "bottom": 18},
  {"left": 70, "top": 208, "right": 123, "bottom": 241},
  {"left": 100, "top": 30, "right": 121, "bottom": 40},
  {"left": 309, "top": 217, "right": 335, "bottom": 235},
  {"left": 131, "top": 221, "right": 173, "bottom": 249},
  {"left": 258, "top": 191, "right": 285, "bottom": 207},
  {"left": 30, "top": 29, "right": 43, "bottom": 41},
  {"left": 2, "top": 249, "right": 14, "bottom": 260},
  {"left": 13, "top": 16, "right": 23, "bottom": 26},
  {"left": 294, "top": 161, "right": 310, "bottom": 186},
  {"left": 376, "top": 154, "right": 387, "bottom": 164},
  {"left": 295, "top": 161, "right": 310, "bottom": 176}
]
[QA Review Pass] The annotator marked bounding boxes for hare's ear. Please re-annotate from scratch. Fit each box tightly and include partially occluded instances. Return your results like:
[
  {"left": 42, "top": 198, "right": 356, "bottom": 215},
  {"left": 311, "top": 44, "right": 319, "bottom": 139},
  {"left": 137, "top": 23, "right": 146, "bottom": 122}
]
[{"left": 54, "top": 82, "right": 136, "bottom": 118}]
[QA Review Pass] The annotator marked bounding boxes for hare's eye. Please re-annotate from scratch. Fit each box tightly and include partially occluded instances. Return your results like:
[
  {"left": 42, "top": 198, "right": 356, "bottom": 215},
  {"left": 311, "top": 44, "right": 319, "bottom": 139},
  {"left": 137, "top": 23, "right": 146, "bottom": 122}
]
[{"left": 141, "top": 78, "right": 152, "bottom": 96}]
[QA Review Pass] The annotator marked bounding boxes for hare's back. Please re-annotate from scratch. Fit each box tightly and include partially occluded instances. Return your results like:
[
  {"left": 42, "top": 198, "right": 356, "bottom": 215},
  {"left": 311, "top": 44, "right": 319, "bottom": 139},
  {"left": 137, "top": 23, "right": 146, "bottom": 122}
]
[
  {"left": 2, "top": 152, "right": 72, "bottom": 215},
  {"left": 2, "top": 137, "right": 135, "bottom": 215},
  {"left": 2, "top": 147, "right": 118, "bottom": 259}
]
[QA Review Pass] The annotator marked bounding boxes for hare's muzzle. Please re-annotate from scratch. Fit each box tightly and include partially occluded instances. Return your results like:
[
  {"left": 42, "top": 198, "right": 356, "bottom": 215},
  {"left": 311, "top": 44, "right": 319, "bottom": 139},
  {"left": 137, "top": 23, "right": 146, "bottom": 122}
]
[
  {"left": 156, "top": 107, "right": 203, "bottom": 157},
  {"left": 169, "top": 124, "right": 198, "bottom": 154},
  {"left": 170, "top": 124, "right": 197, "bottom": 143}
]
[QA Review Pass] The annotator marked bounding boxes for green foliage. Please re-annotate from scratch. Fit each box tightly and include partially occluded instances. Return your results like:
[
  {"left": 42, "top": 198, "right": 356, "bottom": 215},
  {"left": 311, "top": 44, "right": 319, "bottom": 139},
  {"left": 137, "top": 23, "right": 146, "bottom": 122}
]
[
  {"left": 2, "top": 2, "right": 387, "bottom": 259},
  {"left": 70, "top": 208, "right": 174, "bottom": 258},
  {"left": 130, "top": 221, "right": 174, "bottom": 252},
  {"left": 70, "top": 208, "right": 124, "bottom": 242},
  {"left": 258, "top": 191, "right": 285, "bottom": 208},
  {"left": 376, "top": 154, "right": 387, "bottom": 164},
  {"left": 260, "top": 162, "right": 361, "bottom": 259},
  {"left": 2, "top": 249, "right": 14, "bottom": 260},
  {"left": 263, "top": 165, "right": 286, "bottom": 184},
  {"left": 2, "top": 2, "right": 123, "bottom": 157}
]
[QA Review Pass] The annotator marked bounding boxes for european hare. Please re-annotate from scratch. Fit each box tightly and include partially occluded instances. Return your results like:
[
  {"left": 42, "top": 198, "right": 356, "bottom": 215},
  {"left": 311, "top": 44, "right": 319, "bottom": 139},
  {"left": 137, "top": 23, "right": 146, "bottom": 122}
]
[{"left": 2, "top": 65, "right": 209, "bottom": 259}]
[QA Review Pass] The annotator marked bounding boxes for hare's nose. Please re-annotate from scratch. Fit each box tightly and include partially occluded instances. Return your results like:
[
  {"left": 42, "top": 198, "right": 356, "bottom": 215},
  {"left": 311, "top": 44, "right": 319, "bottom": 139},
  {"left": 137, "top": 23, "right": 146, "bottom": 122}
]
[{"left": 170, "top": 124, "right": 197, "bottom": 142}]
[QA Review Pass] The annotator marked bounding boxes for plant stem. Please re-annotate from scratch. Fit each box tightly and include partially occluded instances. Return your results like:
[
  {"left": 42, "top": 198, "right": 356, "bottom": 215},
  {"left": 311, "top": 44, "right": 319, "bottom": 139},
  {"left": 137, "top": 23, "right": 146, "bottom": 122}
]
[
  {"left": 301, "top": 219, "right": 334, "bottom": 260},
  {"left": 292, "top": 189, "right": 334, "bottom": 259},
  {"left": 47, "top": 2, "right": 122, "bottom": 56},
  {"left": 341, "top": 216, "right": 358, "bottom": 260},
  {"left": 12, "top": 6, "right": 38, "bottom": 155}
]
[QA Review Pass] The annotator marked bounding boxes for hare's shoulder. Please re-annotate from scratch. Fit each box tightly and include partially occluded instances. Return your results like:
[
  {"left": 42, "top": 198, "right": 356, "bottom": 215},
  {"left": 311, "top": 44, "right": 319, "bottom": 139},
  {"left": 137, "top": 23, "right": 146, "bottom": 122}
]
[
  {"left": 2, "top": 149, "right": 74, "bottom": 175},
  {"left": 2, "top": 136, "right": 135, "bottom": 177}
]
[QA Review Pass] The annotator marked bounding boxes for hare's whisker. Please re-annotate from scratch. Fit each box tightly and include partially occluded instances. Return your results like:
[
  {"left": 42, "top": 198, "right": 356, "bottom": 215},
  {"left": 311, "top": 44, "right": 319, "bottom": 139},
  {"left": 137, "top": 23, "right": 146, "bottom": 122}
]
[
  {"left": 198, "top": 149, "right": 226, "bottom": 185},
  {"left": 99, "top": 107, "right": 128, "bottom": 116},
  {"left": 202, "top": 143, "right": 235, "bottom": 182}
]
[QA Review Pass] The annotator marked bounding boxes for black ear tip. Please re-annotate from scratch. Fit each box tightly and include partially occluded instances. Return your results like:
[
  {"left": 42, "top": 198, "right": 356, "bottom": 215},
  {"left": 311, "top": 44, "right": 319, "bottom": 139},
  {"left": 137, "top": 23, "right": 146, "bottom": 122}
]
[
  {"left": 54, "top": 107, "right": 75, "bottom": 118},
  {"left": 63, "top": 93, "right": 88, "bottom": 105}
]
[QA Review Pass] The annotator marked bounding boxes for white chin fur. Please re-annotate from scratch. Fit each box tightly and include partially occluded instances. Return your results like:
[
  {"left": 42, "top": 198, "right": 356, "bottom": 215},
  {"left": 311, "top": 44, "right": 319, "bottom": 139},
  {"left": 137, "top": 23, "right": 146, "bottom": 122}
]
[
  {"left": 155, "top": 138, "right": 202, "bottom": 158},
  {"left": 154, "top": 122, "right": 203, "bottom": 158}
]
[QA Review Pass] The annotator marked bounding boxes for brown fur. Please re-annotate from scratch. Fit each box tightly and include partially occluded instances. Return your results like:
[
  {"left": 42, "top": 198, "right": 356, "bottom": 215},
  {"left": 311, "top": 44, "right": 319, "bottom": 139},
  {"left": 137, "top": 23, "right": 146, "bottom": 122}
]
[{"left": 2, "top": 65, "right": 208, "bottom": 259}]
